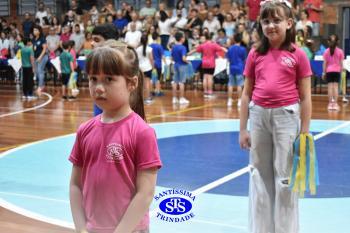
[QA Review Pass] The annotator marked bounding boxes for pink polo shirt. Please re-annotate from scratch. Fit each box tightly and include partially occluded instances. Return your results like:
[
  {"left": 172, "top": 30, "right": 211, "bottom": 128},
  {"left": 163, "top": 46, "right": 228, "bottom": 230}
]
[
  {"left": 69, "top": 112, "right": 162, "bottom": 233},
  {"left": 244, "top": 45, "right": 312, "bottom": 108},
  {"left": 323, "top": 47, "right": 344, "bottom": 73},
  {"left": 196, "top": 41, "right": 223, "bottom": 69}
]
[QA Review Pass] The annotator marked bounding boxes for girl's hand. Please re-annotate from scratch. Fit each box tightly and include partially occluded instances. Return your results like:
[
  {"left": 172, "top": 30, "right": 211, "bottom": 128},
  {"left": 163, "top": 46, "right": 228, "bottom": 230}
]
[
  {"left": 239, "top": 130, "right": 251, "bottom": 149},
  {"left": 321, "top": 72, "right": 326, "bottom": 81}
]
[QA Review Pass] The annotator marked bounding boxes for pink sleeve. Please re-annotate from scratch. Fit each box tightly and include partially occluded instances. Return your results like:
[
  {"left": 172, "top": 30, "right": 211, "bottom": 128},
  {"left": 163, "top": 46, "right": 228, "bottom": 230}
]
[
  {"left": 69, "top": 128, "right": 83, "bottom": 167},
  {"left": 297, "top": 49, "right": 313, "bottom": 79},
  {"left": 243, "top": 49, "right": 256, "bottom": 79},
  {"left": 135, "top": 128, "right": 162, "bottom": 170},
  {"left": 196, "top": 44, "right": 203, "bottom": 53}
]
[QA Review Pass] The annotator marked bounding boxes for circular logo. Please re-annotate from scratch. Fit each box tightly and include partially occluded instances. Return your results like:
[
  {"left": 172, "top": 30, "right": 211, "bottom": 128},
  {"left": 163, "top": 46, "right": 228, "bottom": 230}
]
[{"left": 106, "top": 143, "right": 124, "bottom": 162}]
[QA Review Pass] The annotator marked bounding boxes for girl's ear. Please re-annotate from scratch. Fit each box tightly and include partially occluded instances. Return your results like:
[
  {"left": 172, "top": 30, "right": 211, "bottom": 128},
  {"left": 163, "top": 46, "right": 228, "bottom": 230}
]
[
  {"left": 128, "top": 75, "right": 138, "bottom": 91},
  {"left": 286, "top": 18, "right": 293, "bottom": 30}
]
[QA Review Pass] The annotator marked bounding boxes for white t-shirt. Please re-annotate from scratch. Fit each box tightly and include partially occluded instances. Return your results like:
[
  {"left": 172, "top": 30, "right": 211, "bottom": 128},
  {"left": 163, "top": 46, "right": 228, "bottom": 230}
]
[
  {"left": 158, "top": 18, "right": 178, "bottom": 35},
  {"left": 203, "top": 19, "right": 221, "bottom": 36},
  {"left": 124, "top": 30, "right": 142, "bottom": 48},
  {"left": 35, "top": 10, "right": 48, "bottom": 26},
  {"left": 126, "top": 21, "right": 143, "bottom": 32},
  {"left": 136, "top": 45, "right": 153, "bottom": 72}
]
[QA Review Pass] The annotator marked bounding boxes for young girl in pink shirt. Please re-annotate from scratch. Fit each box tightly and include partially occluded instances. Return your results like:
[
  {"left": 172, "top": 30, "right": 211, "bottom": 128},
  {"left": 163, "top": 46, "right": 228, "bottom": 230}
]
[
  {"left": 69, "top": 41, "right": 162, "bottom": 233},
  {"left": 322, "top": 34, "right": 345, "bottom": 111},
  {"left": 188, "top": 32, "right": 227, "bottom": 98},
  {"left": 239, "top": 1, "right": 312, "bottom": 232}
]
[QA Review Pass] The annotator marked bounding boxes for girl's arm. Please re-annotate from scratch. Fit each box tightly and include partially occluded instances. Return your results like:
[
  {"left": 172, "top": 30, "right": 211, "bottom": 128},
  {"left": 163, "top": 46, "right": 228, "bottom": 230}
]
[
  {"left": 322, "top": 60, "right": 327, "bottom": 79},
  {"left": 298, "top": 77, "right": 312, "bottom": 133},
  {"left": 69, "top": 165, "right": 87, "bottom": 232},
  {"left": 37, "top": 43, "right": 47, "bottom": 62},
  {"left": 239, "top": 77, "right": 254, "bottom": 149},
  {"left": 30, "top": 54, "right": 35, "bottom": 73},
  {"left": 114, "top": 168, "right": 158, "bottom": 233}
]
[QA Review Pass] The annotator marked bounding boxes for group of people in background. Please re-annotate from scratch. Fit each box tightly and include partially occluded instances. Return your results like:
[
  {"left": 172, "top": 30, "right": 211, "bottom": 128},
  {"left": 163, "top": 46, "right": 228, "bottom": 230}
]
[{"left": 0, "top": 0, "right": 347, "bottom": 109}]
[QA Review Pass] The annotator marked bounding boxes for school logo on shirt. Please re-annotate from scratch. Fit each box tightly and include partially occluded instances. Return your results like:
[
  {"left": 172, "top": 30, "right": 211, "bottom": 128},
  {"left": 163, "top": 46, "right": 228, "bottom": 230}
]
[
  {"left": 154, "top": 189, "right": 195, "bottom": 223},
  {"left": 106, "top": 143, "right": 124, "bottom": 162},
  {"left": 281, "top": 56, "right": 296, "bottom": 68}
]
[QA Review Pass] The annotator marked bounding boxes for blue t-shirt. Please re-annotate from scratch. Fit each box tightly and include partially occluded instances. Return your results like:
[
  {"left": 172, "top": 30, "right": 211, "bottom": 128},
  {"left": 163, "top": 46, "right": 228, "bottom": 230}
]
[
  {"left": 226, "top": 44, "right": 247, "bottom": 75},
  {"left": 113, "top": 18, "right": 129, "bottom": 31},
  {"left": 150, "top": 43, "right": 164, "bottom": 69},
  {"left": 32, "top": 37, "right": 47, "bottom": 59},
  {"left": 171, "top": 44, "right": 187, "bottom": 68}
]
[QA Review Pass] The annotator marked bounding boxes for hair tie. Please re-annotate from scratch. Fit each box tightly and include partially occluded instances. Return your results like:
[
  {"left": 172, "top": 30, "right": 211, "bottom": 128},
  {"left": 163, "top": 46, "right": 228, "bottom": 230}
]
[{"left": 260, "top": 0, "right": 292, "bottom": 9}]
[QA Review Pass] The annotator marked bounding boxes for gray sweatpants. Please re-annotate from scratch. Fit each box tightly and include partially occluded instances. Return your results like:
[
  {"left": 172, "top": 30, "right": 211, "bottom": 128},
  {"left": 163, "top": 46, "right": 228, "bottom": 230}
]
[{"left": 248, "top": 102, "right": 300, "bottom": 233}]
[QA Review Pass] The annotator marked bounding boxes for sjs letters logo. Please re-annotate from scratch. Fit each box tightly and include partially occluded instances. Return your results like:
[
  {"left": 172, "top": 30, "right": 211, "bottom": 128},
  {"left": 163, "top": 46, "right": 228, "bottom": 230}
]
[{"left": 154, "top": 189, "right": 195, "bottom": 223}]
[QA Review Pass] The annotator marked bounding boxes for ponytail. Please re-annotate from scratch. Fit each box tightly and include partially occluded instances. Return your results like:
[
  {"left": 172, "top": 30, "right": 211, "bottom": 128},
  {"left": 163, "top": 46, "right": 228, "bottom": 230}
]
[{"left": 130, "top": 69, "right": 146, "bottom": 121}]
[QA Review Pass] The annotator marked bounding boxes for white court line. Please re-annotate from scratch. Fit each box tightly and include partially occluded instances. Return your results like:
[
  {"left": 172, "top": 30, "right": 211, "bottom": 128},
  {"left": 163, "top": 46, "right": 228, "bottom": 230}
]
[
  {"left": 0, "top": 191, "right": 69, "bottom": 204},
  {"left": 313, "top": 121, "right": 350, "bottom": 140},
  {"left": 191, "top": 219, "right": 247, "bottom": 230},
  {"left": 0, "top": 198, "right": 74, "bottom": 229},
  {"left": 0, "top": 92, "right": 53, "bottom": 118}
]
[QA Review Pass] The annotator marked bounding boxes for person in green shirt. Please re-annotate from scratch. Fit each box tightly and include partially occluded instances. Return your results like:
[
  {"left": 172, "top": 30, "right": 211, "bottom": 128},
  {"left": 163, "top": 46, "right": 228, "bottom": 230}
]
[
  {"left": 60, "top": 41, "right": 74, "bottom": 100},
  {"left": 21, "top": 37, "right": 35, "bottom": 100}
]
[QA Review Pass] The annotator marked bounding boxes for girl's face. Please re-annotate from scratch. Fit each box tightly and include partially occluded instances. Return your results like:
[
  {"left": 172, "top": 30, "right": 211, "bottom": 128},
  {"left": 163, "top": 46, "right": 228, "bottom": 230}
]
[
  {"left": 88, "top": 73, "right": 136, "bottom": 112},
  {"left": 33, "top": 28, "right": 40, "bottom": 37},
  {"left": 260, "top": 9, "right": 292, "bottom": 47}
]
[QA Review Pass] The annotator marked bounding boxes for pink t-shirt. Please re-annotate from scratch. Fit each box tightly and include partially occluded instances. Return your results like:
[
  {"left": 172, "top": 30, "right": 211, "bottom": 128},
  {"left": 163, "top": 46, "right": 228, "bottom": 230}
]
[
  {"left": 244, "top": 45, "right": 312, "bottom": 108},
  {"left": 69, "top": 112, "right": 162, "bottom": 233},
  {"left": 196, "top": 41, "right": 222, "bottom": 69},
  {"left": 323, "top": 47, "right": 344, "bottom": 73}
]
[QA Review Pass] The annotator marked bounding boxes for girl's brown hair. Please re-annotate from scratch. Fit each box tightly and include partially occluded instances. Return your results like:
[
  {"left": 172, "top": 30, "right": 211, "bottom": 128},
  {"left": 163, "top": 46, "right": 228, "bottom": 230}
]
[
  {"left": 256, "top": 1, "right": 296, "bottom": 54},
  {"left": 85, "top": 40, "right": 145, "bottom": 121},
  {"left": 328, "top": 34, "right": 339, "bottom": 56}
]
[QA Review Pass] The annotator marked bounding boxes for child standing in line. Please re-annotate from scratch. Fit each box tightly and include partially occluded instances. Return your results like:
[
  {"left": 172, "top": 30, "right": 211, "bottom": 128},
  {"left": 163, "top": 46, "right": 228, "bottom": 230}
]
[
  {"left": 171, "top": 32, "right": 190, "bottom": 105},
  {"left": 239, "top": 1, "right": 312, "bottom": 233},
  {"left": 226, "top": 33, "right": 247, "bottom": 107},
  {"left": 60, "top": 41, "right": 74, "bottom": 100},
  {"left": 149, "top": 32, "right": 165, "bottom": 97},
  {"left": 136, "top": 34, "right": 154, "bottom": 105},
  {"left": 188, "top": 32, "right": 227, "bottom": 98},
  {"left": 69, "top": 42, "right": 162, "bottom": 233},
  {"left": 322, "top": 34, "right": 345, "bottom": 111},
  {"left": 21, "top": 37, "right": 36, "bottom": 100}
]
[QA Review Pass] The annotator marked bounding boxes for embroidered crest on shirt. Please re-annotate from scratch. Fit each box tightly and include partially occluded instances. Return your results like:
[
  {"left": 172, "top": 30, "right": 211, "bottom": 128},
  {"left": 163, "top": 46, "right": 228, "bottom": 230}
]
[
  {"left": 281, "top": 56, "right": 296, "bottom": 68},
  {"left": 106, "top": 143, "right": 124, "bottom": 162}
]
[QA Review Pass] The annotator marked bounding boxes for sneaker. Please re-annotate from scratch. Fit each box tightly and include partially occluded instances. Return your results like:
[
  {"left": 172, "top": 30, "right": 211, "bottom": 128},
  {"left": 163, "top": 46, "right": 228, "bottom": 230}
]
[
  {"left": 68, "top": 96, "right": 77, "bottom": 101},
  {"left": 145, "top": 97, "right": 154, "bottom": 105},
  {"left": 342, "top": 97, "right": 349, "bottom": 103},
  {"left": 227, "top": 98, "right": 233, "bottom": 107},
  {"left": 333, "top": 103, "right": 340, "bottom": 111},
  {"left": 172, "top": 97, "right": 179, "bottom": 104},
  {"left": 327, "top": 103, "right": 333, "bottom": 110},
  {"left": 22, "top": 95, "right": 27, "bottom": 100},
  {"left": 27, "top": 96, "right": 38, "bottom": 101},
  {"left": 237, "top": 99, "right": 241, "bottom": 107},
  {"left": 62, "top": 96, "right": 68, "bottom": 100},
  {"left": 179, "top": 97, "right": 189, "bottom": 105}
]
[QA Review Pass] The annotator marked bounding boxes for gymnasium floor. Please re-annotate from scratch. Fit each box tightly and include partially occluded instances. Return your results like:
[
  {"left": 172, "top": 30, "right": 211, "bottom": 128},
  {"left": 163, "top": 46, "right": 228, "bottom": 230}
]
[{"left": 0, "top": 85, "right": 349, "bottom": 233}]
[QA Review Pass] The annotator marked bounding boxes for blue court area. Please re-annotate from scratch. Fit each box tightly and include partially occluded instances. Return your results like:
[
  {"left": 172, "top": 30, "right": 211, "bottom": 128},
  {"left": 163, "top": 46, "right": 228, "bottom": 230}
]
[{"left": 0, "top": 120, "right": 350, "bottom": 233}]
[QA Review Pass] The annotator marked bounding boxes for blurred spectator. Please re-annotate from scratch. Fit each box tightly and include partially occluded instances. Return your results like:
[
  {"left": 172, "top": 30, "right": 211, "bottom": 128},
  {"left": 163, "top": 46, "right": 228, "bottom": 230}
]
[
  {"left": 198, "top": 1, "right": 208, "bottom": 22},
  {"left": 246, "top": 0, "right": 262, "bottom": 28},
  {"left": 173, "top": 0, "right": 188, "bottom": 19},
  {"left": 63, "top": 10, "right": 76, "bottom": 27},
  {"left": 296, "top": 10, "right": 313, "bottom": 34},
  {"left": 46, "top": 27, "right": 60, "bottom": 58},
  {"left": 124, "top": 22, "right": 142, "bottom": 48},
  {"left": 71, "top": 0, "right": 83, "bottom": 15},
  {"left": 126, "top": 12, "right": 142, "bottom": 32},
  {"left": 0, "top": 31, "right": 9, "bottom": 53},
  {"left": 22, "top": 13, "right": 34, "bottom": 38},
  {"left": 70, "top": 24, "right": 85, "bottom": 55},
  {"left": 139, "top": 0, "right": 156, "bottom": 19},
  {"left": 35, "top": 2, "right": 48, "bottom": 26},
  {"left": 303, "top": 0, "right": 324, "bottom": 37},
  {"left": 89, "top": 5, "right": 99, "bottom": 25},
  {"left": 1, "top": 19, "right": 10, "bottom": 34},
  {"left": 212, "top": 4, "right": 225, "bottom": 26},
  {"left": 186, "top": 9, "right": 202, "bottom": 32},
  {"left": 51, "top": 16, "right": 62, "bottom": 35},
  {"left": 114, "top": 10, "right": 128, "bottom": 35},
  {"left": 203, "top": 12, "right": 221, "bottom": 39},
  {"left": 223, "top": 13, "right": 236, "bottom": 38},
  {"left": 60, "top": 25, "right": 72, "bottom": 45}
]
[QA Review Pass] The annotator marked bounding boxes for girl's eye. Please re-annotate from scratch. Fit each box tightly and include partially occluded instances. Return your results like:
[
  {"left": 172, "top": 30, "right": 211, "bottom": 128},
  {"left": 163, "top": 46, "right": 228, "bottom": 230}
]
[
  {"left": 89, "top": 76, "right": 97, "bottom": 82},
  {"left": 106, "top": 76, "right": 114, "bottom": 82}
]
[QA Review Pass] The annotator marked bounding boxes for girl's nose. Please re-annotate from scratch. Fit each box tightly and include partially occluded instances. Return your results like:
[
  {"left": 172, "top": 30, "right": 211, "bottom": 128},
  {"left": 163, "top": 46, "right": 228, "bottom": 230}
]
[{"left": 95, "top": 83, "right": 105, "bottom": 93}]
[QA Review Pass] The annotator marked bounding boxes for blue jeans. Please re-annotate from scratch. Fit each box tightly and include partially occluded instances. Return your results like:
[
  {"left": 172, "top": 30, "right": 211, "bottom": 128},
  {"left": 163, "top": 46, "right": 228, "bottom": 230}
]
[{"left": 35, "top": 55, "right": 48, "bottom": 87}]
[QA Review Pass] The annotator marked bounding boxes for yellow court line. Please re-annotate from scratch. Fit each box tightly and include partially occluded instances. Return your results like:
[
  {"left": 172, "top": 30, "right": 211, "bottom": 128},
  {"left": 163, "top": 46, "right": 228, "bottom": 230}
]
[
  {"left": 147, "top": 102, "right": 223, "bottom": 120},
  {"left": 0, "top": 102, "right": 223, "bottom": 152}
]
